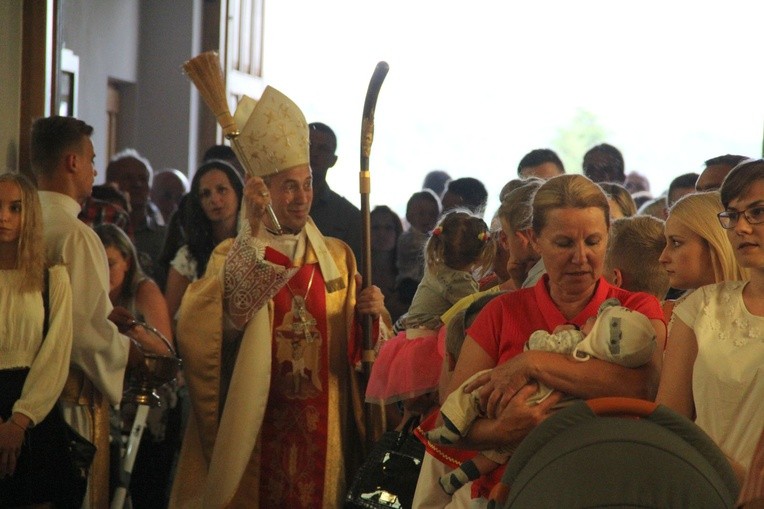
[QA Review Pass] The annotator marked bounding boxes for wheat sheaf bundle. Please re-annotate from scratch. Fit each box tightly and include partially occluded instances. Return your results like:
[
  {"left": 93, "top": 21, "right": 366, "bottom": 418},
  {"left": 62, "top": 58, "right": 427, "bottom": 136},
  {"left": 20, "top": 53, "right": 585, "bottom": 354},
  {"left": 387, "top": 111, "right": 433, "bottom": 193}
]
[{"left": 183, "top": 51, "right": 238, "bottom": 138}]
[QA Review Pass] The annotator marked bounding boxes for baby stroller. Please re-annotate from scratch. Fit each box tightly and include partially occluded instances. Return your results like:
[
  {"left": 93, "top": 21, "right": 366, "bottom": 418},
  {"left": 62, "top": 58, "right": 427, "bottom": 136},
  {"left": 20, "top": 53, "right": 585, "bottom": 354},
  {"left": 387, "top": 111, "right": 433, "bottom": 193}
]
[{"left": 489, "top": 397, "right": 740, "bottom": 508}]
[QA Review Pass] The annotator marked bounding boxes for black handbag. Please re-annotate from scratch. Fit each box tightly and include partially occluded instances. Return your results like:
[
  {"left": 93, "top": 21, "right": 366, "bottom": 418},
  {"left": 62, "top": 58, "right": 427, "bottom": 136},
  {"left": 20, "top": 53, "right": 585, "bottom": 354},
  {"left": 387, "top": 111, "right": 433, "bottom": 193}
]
[
  {"left": 345, "top": 417, "right": 425, "bottom": 509},
  {"left": 0, "top": 390, "right": 96, "bottom": 509},
  {"left": 54, "top": 410, "right": 98, "bottom": 509}
]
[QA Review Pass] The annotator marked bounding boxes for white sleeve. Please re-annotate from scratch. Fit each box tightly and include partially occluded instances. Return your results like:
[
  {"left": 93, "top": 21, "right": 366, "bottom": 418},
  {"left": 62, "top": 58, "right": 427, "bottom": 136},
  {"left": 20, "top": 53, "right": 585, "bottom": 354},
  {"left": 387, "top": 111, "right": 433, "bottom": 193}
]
[
  {"left": 13, "top": 266, "right": 74, "bottom": 424},
  {"left": 223, "top": 223, "right": 297, "bottom": 330},
  {"left": 170, "top": 244, "right": 198, "bottom": 280},
  {"left": 64, "top": 227, "right": 129, "bottom": 405},
  {"left": 671, "top": 286, "right": 705, "bottom": 330}
]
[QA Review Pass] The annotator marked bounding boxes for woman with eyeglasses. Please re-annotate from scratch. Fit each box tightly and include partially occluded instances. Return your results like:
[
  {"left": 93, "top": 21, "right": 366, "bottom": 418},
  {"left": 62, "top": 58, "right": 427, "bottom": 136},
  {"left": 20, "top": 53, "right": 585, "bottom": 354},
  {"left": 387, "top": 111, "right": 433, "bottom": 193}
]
[{"left": 657, "top": 159, "right": 764, "bottom": 486}]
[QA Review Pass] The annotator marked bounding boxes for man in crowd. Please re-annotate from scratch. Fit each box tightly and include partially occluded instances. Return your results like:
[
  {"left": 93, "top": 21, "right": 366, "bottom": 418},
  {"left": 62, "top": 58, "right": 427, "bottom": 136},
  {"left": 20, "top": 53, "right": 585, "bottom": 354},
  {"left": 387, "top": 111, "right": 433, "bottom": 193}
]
[
  {"left": 517, "top": 148, "right": 565, "bottom": 180},
  {"left": 151, "top": 168, "right": 189, "bottom": 224},
  {"left": 695, "top": 154, "right": 749, "bottom": 192},
  {"left": 441, "top": 177, "right": 489, "bottom": 217},
  {"left": 583, "top": 142, "right": 626, "bottom": 183},
  {"left": 170, "top": 87, "right": 388, "bottom": 508},
  {"left": 307, "top": 122, "right": 363, "bottom": 263},
  {"left": 422, "top": 169, "right": 451, "bottom": 198},
  {"left": 667, "top": 172, "right": 699, "bottom": 209},
  {"left": 105, "top": 149, "right": 166, "bottom": 274}
]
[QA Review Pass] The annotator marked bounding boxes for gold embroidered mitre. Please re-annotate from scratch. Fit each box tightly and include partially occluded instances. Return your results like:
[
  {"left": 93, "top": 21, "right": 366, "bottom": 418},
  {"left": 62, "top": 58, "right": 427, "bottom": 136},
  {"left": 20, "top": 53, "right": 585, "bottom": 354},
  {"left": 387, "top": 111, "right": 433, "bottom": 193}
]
[{"left": 233, "top": 86, "right": 309, "bottom": 178}]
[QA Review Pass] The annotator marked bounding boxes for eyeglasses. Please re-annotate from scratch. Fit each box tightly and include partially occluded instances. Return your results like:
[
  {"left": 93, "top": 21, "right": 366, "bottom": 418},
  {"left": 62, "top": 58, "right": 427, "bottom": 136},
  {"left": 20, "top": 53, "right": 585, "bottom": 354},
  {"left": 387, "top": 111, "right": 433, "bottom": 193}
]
[{"left": 717, "top": 205, "right": 764, "bottom": 229}]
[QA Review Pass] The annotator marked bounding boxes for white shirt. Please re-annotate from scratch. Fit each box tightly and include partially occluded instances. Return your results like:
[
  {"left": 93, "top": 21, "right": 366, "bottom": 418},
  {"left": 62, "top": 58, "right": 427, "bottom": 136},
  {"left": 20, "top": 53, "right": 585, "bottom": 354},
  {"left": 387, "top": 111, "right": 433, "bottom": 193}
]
[
  {"left": 0, "top": 266, "right": 73, "bottom": 424},
  {"left": 673, "top": 280, "right": 764, "bottom": 469},
  {"left": 39, "top": 191, "right": 129, "bottom": 405},
  {"left": 170, "top": 244, "right": 199, "bottom": 282}
]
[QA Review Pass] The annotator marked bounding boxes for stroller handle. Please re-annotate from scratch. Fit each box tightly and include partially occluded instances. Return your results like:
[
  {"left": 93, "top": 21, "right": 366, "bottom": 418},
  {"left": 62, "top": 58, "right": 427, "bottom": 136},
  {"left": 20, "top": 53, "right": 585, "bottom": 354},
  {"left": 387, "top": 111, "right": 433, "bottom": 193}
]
[{"left": 585, "top": 397, "right": 657, "bottom": 418}]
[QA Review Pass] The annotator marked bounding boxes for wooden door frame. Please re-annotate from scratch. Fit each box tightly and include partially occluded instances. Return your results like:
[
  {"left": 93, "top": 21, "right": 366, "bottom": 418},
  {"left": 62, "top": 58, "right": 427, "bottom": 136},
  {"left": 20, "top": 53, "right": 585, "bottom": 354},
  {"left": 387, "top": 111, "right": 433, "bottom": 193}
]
[{"left": 19, "top": 0, "right": 58, "bottom": 179}]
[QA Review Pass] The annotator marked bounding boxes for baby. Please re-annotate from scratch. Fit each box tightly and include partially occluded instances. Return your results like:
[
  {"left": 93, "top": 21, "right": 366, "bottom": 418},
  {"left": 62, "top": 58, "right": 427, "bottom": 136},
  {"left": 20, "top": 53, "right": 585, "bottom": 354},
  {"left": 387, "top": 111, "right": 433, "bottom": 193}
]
[{"left": 427, "top": 298, "right": 656, "bottom": 495}]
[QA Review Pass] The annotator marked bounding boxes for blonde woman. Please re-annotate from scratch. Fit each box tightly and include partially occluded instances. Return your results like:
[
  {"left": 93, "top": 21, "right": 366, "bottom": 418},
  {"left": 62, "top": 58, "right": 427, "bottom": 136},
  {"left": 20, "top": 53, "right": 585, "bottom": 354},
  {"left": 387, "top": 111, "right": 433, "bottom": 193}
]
[
  {"left": 659, "top": 191, "right": 747, "bottom": 296},
  {"left": 0, "top": 173, "right": 73, "bottom": 506},
  {"left": 95, "top": 223, "right": 172, "bottom": 343}
]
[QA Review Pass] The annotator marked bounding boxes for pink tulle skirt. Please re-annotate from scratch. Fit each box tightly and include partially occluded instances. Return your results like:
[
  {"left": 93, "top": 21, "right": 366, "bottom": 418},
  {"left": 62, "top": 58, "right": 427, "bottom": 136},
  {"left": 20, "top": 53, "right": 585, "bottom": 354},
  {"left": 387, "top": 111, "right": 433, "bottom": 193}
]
[{"left": 365, "top": 329, "right": 444, "bottom": 404}]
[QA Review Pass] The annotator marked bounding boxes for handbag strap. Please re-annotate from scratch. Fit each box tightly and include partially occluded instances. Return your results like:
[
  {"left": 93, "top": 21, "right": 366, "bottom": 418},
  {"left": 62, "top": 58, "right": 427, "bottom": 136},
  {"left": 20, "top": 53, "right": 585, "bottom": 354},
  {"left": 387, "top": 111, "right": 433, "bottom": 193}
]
[{"left": 394, "top": 415, "right": 421, "bottom": 448}]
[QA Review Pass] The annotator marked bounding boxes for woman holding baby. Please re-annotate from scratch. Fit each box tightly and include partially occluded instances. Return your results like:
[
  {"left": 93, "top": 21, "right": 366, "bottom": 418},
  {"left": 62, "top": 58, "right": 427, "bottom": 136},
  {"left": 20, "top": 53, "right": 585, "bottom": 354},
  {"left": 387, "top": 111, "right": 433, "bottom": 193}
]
[{"left": 413, "top": 174, "right": 666, "bottom": 507}]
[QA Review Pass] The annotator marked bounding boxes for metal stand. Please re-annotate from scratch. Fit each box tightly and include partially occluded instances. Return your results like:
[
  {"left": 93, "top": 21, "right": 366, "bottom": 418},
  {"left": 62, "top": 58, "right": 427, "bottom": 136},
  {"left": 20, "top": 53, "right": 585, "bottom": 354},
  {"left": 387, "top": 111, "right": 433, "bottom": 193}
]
[
  {"left": 111, "top": 322, "right": 179, "bottom": 509},
  {"left": 111, "top": 404, "right": 150, "bottom": 509}
]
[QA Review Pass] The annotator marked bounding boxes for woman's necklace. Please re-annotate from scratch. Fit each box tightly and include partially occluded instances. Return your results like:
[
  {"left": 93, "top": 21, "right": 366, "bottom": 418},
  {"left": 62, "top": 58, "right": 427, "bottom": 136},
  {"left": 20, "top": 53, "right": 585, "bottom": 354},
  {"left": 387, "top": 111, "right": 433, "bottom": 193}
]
[{"left": 286, "top": 265, "right": 317, "bottom": 342}]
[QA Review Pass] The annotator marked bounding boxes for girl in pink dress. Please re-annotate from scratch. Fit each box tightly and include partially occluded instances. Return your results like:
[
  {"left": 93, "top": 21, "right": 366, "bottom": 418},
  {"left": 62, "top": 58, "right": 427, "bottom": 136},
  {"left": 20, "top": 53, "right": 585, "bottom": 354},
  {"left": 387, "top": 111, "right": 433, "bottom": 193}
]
[{"left": 366, "top": 209, "right": 495, "bottom": 410}]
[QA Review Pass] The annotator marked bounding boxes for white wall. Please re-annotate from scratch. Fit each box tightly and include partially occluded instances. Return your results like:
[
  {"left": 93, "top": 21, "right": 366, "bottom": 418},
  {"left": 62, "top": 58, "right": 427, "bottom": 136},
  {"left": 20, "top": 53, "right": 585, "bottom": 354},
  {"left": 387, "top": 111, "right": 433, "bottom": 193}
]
[
  {"left": 59, "top": 0, "right": 203, "bottom": 181},
  {"left": 134, "top": 0, "right": 201, "bottom": 176},
  {"left": 0, "top": 0, "right": 23, "bottom": 174},
  {"left": 60, "top": 0, "right": 140, "bottom": 179}
]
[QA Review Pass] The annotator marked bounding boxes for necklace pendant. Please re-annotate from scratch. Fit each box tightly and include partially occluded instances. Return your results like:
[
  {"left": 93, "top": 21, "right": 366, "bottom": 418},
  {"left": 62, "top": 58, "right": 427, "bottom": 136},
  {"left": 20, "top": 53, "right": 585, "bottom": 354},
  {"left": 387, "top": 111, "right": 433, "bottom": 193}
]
[{"left": 286, "top": 265, "right": 319, "bottom": 343}]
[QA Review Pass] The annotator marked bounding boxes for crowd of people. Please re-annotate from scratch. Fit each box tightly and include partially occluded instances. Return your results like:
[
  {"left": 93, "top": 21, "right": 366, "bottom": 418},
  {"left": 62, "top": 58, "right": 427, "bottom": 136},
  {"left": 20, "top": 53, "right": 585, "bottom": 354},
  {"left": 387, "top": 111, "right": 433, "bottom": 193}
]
[{"left": 0, "top": 94, "right": 762, "bottom": 509}]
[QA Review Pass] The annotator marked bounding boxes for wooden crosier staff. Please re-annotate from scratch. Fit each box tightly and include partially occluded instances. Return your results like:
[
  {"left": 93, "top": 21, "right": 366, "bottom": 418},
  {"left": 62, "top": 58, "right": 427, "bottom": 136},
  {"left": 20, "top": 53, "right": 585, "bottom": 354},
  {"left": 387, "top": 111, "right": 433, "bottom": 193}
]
[
  {"left": 360, "top": 61, "right": 389, "bottom": 440},
  {"left": 182, "top": 51, "right": 283, "bottom": 234}
]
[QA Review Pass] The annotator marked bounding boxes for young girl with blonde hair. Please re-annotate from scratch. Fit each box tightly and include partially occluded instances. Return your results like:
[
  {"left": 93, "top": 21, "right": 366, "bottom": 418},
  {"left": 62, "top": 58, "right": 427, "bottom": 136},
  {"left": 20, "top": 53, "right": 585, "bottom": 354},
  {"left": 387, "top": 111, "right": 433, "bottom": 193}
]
[
  {"left": 0, "top": 173, "right": 73, "bottom": 506},
  {"left": 366, "top": 209, "right": 495, "bottom": 407}
]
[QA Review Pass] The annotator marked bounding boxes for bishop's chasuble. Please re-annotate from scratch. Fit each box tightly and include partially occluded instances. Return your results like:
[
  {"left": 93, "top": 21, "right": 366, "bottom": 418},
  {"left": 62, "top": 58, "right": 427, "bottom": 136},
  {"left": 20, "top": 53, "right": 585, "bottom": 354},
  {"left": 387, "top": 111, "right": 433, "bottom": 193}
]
[{"left": 170, "top": 220, "right": 382, "bottom": 508}]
